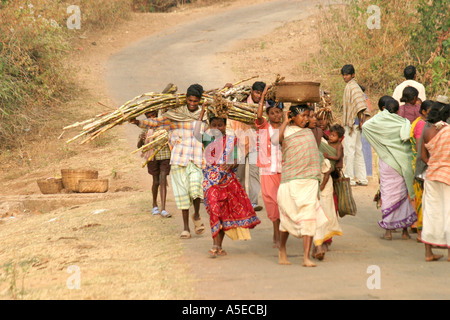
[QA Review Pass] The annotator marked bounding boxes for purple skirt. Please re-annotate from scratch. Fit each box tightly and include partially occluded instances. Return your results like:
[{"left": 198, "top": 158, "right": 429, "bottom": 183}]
[{"left": 378, "top": 158, "right": 417, "bottom": 229}]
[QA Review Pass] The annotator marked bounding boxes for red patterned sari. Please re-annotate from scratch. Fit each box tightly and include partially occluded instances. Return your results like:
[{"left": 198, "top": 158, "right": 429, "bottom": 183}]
[{"left": 202, "top": 134, "right": 260, "bottom": 239}]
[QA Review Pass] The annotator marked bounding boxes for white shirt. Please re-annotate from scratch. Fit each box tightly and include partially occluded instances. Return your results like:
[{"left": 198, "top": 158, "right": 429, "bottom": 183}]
[{"left": 392, "top": 80, "right": 426, "bottom": 105}]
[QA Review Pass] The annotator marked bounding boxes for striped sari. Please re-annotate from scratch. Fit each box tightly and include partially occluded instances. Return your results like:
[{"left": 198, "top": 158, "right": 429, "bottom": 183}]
[{"left": 277, "top": 126, "right": 327, "bottom": 237}]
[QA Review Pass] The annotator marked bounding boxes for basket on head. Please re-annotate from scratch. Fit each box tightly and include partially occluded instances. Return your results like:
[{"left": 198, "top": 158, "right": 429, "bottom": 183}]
[
  {"left": 61, "top": 169, "right": 98, "bottom": 192},
  {"left": 275, "top": 81, "right": 321, "bottom": 103},
  {"left": 37, "top": 178, "right": 63, "bottom": 194},
  {"left": 78, "top": 179, "right": 109, "bottom": 193}
]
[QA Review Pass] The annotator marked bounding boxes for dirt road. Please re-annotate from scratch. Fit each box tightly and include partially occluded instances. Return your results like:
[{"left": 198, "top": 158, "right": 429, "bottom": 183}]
[
  {"left": 104, "top": 0, "right": 450, "bottom": 300},
  {"left": 1, "top": 0, "right": 448, "bottom": 301}
]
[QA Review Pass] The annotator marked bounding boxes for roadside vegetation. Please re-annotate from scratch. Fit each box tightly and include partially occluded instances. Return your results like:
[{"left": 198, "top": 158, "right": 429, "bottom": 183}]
[
  {"left": 302, "top": 0, "right": 449, "bottom": 114},
  {"left": 0, "top": 0, "right": 225, "bottom": 168}
]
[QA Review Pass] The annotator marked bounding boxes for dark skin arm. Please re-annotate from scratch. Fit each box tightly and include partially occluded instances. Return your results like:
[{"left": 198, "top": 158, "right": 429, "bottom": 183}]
[
  {"left": 277, "top": 110, "right": 291, "bottom": 145},
  {"left": 357, "top": 110, "right": 365, "bottom": 130},
  {"left": 256, "top": 85, "right": 270, "bottom": 125},
  {"left": 320, "top": 169, "right": 332, "bottom": 191},
  {"left": 193, "top": 102, "right": 208, "bottom": 142}
]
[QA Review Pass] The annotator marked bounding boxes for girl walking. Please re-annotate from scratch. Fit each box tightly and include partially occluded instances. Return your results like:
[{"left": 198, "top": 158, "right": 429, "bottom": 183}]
[
  {"left": 194, "top": 102, "right": 260, "bottom": 257},
  {"left": 255, "top": 86, "right": 283, "bottom": 248}
]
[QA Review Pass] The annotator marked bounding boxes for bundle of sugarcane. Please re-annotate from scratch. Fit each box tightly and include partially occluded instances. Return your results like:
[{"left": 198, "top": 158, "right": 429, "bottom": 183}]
[
  {"left": 204, "top": 93, "right": 258, "bottom": 124},
  {"left": 220, "top": 85, "right": 252, "bottom": 102},
  {"left": 132, "top": 129, "right": 169, "bottom": 167},
  {"left": 65, "top": 91, "right": 191, "bottom": 144},
  {"left": 64, "top": 76, "right": 265, "bottom": 145},
  {"left": 265, "top": 74, "right": 285, "bottom": 102}
]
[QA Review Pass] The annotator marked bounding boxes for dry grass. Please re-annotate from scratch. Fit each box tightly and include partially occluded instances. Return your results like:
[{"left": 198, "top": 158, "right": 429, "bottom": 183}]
[{"left": 0, "top": 192, "right": 195, "bottom": 299}]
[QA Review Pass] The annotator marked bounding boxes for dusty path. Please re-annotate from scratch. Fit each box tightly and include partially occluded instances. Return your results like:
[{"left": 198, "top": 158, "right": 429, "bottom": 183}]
[{"left": 103, "top": 0, "right": 450, "bottom": 300}]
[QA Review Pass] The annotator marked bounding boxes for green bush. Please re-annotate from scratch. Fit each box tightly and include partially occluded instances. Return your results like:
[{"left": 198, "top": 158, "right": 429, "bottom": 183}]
[
  {"left": 410, "top": 0, "right": 449, "bottom": 96},
  {"left": 302, "top": 0, "right": 449, "bottom": 114}
]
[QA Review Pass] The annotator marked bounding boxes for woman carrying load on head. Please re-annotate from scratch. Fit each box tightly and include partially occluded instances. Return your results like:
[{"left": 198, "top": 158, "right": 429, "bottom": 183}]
[{"left": 276, "top": 104, "right": 328, "bottom": 267}]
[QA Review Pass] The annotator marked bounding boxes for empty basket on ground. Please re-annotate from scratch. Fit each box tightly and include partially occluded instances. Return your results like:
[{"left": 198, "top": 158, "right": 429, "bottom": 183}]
[
  {"left": 78, "top": 179, "right": 109, "bottom": 193},
  {"left": 275, "top": 81, "right": 321, "bottom": 103},
  {"left": 37, "top": 178, "right": 63, "bottom": 194},
  {"left": 61, "top": 169, "right": 98, "bottom": 192}
]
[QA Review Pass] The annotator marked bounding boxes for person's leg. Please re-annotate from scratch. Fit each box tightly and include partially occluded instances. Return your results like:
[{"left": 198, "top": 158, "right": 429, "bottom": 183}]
[
  {"left": 152, "top": 174, "right": 160, "bottom": 209},
  {"left": 273, "top": 219, "right": 280, "bottom": 248},
  {"left": 278, "top": 231, "right": 290, "bottom": 265},
  {"left": 343, "top": 125, "right": 357, "bottom": 185},
  {"left": 159, "top": 160, "right": 170, "bottom": 212},
  {"left": 182, "top": 209, "right": 190, "bottom": 232},
  {"left": 422, "top": 180, "right": 447, "bottom": 259},
  {"left": 159, "top": 173, "right": 167, "bottom": 211},
  {"left": 425, "top": 243, "right": 443, "bottom": 261},
  {"left": 170, "top": 165, "right": 191, "bottom": 237},
  {"left": 313, "top": 243, "right": 326, "bottom": 260},
  {"left": 402, "top": 227, "right": 410, "bottom": 240},
  {"left": 193, "top": 198, "right": 201, "bottom": 221},
  {"left": 248, "top": 152, "right": 261, "bottom": 208},
  {"left": 380, "top": 228, "right": 392, "bottom": 240},
  {"left": 216, "top": 230, "right": 227, "bottom": 256},
  {"left": 159, "top": 172, "right": 172, "bottom": 217},
  {"left": 236, "top": 161, "right": 246, "bottom": 189},
  {"left": 188, "top": 162, "right": 205, "bottom": 234},
  {"left": 302, "top": 235, "right": 317, "bottom": 267},
  {"left": 353, "top": 129, "right": 368, "bottom": 185}
]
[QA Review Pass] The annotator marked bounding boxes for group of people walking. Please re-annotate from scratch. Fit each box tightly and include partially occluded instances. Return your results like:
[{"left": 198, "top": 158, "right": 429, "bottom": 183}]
[
  {"left": 130, "top": 63, "right": 449, "bottom": 265},
  {"left": 358, "top": 65, "right": 450, "bottom": 262}
]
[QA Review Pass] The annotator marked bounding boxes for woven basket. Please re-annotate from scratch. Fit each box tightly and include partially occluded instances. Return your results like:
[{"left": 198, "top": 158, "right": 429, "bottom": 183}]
[
  {"left": 37, "top": 178, "right": 63, "bottom": 194},
  {"left": 275, "top": 81, "right": 321, "bottom": 103},
  {"left": 78, "top": 179, "right": 109, "bottom": 193},
  {"left": 61, "top": 169, "right": 98, "bottom": 192}
]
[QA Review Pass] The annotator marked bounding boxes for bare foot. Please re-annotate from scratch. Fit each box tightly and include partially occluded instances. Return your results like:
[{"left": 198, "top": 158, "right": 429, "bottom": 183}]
[
  {"left": 380, "top": 234, "right": 392, "bottom": 240},
  {"left": 302, "top": 257, "right": 317, "bottom": 267},
  {"left": 278, "top": 251, "right": 291, "bottom": 265},
  {"left": 315, "top": 251, "right": 325, "bottom": 261},
  {"left": 380, "top": 231, "right": 392, "bottom": 240},
  {"left": 313, "top": 245, "right": 325, "bottom": 261},
  {"left": 426, "top": 254, "right": 443, "bottom": 262}
]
